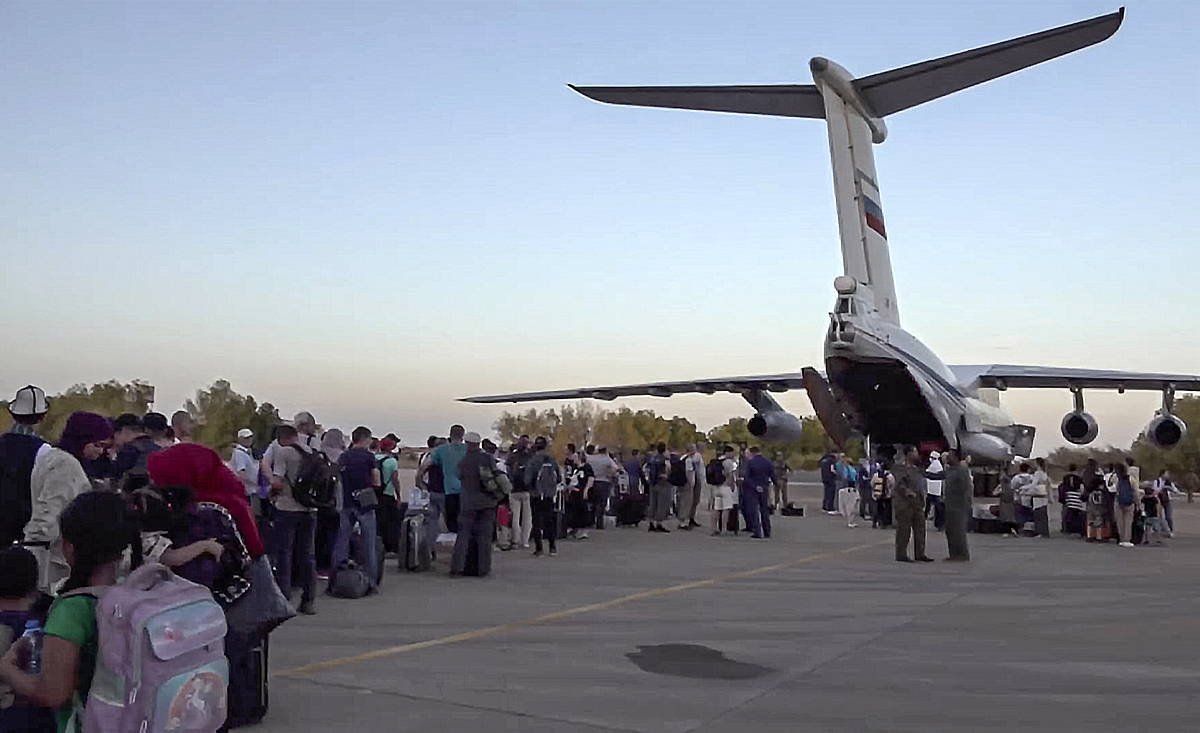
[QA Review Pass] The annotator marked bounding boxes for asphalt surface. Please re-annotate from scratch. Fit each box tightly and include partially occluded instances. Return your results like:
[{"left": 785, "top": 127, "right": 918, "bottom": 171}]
[{"left": 259, "top": 482, "right": 1200, "bottom": 732}]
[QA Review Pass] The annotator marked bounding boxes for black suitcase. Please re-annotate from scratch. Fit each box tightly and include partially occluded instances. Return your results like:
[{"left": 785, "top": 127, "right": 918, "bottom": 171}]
[
  {"left": 615, "top": 494, "right": 646, "bottom": 526},
  {"left": 223, "top": 631, "right": 268, "bottom": 729},
  {"left": 726, "top": 507, "right": 740, "bottom": 533}
]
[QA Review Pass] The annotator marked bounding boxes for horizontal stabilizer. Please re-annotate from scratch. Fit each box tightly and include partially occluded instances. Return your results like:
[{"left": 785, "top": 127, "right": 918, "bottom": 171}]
[
  {"left": 569, "top": 84, "right": 826, "bottom": 118},
  {"left": 856, "top": 8, "right": 1124, "bottom": 116}
]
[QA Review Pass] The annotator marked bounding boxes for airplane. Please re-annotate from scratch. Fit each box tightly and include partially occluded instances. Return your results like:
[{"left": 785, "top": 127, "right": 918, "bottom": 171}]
[{"left": 463, "top": 8, "right": 1199, "bottom": 464}]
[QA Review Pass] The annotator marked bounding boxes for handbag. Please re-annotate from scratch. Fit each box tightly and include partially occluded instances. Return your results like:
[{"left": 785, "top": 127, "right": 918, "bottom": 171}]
[
  {"left": 353, "top": 487, "right": 379, "bottom": 509},
  {"left": 225, "top": 555, "right": 296, "bottom": 637}
]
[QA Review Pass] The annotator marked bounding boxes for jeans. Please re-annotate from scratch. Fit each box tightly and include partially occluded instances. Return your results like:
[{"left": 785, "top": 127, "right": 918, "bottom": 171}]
[
  {"left": 271, "top": 509, "right": 316, "bottom": 603},
  {"left": 592, "top": 481, "right": 612, "bottom": 529},
  {"left": 509, "top": 491, "right": 533, "bottom": 546},
  {"left": 742, "top": 487, "right": 771, "bottom": 538},
  {"left": 428, "top": 492, "right": 445, "bottom": 535},
  {"left": 331, "top": 505, "right": 379, "bottom": 590},
  {"left": 822, "top": 480, "right": 837, "bottom": 512},
  {"left": 531, "top": 496, "right": 557, "bottom": 552},
  {"left": 451, "top": 507, "right": 495, "bottom": 576},
  {"left": 1164, "top": 501, "right": 1175, "bottom": 532},
  {"left": 444, "top": 493, "right": 461, "bottom": 533}
]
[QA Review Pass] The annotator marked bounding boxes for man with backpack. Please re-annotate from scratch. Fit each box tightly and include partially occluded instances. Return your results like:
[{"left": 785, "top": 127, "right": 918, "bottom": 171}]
[
  {"left": 0, "top": 386, "right": 49, "bottom": 549},
  {"left": 505, "top": 435, "right": 534, "bottom": 549},
  {"left": 707, "top": 446, "right": 739, "bottom": 536},
  {"left": 267, "top": 424, "right": 320, "bottom": 615},
  {"left": 668, "top": 450, "right": 692, "bottom": 531},
  {"left": 645, "top": 443, "right": 673, "bottom": 533},
  {"left": 524, "top": 436, "right": 562, "bottom": 556},
  {"left": 450, "top": 432, "right": 506, "bottom": 577}
]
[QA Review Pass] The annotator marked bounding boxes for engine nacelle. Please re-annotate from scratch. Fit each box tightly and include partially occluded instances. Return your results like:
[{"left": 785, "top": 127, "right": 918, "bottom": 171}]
[
  {"left": 1060, "top": 411, "right": 1099, "bottom": 445},
  {"left": 1144, "top": 412, "right": 1187, "bottom": 449},
  {"left": 747, "top": 411, "right": 804, "bottom": 443}
]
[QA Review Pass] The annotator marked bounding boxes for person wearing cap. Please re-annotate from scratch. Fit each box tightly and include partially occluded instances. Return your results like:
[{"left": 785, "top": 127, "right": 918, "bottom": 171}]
[
  {"left": 0, "top": 386, "right": 50, "bottom": 548},
  {"left": 111, "top": 413, "right": 161, "bottom": 487},
  {"left": 450, "top": 432, "right": 501, "bottom": 577},
  {"left": 230, "top": 428, "right": 260, "bottom": 515},
  {"left": 26, "top": 412, "right": 114, "bottom": 592},
  {"left": 375, "top": 435, "right": 401, "bottom": 555},
  {"left": 924, "top": 451, "right": 946, "bottom": 531}
]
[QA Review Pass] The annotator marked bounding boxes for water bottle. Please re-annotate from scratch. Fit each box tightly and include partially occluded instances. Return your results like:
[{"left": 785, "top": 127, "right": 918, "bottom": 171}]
[{"left": 21, "top": 619, "right": 44, "bottom": 674}]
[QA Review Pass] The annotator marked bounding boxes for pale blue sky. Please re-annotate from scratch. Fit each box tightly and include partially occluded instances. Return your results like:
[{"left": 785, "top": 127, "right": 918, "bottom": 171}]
[{"left": 2, "top": 1, "right": 1196, "bottom": 450}]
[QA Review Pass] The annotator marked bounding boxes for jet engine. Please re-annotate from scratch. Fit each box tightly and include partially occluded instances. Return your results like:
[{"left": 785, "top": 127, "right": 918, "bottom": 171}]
[
  {"left": 747, "top": 411, "right": 804, "bottom": 443},
  {"left": 1060, "top": 411, "right": 1099, "bottom": 445},
  {"left": 1144, "top": 412, "right": 1187, "bottom": 449}
]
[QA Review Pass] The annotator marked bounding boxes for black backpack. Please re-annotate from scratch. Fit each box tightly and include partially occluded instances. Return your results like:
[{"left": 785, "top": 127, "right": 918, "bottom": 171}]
[
  {"left": 0, "top": 433, "right": 43, "bottom": 546},
  {"left": 289, "top": 445, "right": 338, "bottom": 510},
  {"left": 705, "top": 458, "right": 726, "bottom": 486},
  {"left": 667, "top": 456, "right": 688, "bottom": 487}
]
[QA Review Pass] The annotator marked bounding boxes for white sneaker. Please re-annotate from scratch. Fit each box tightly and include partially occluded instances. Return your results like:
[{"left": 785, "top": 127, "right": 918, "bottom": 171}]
[
  {"left": 825, "top": 510, "right": 839, "bottom": 516},
  {"left": 1119, "top": 541, "right": 1134, "bottom": 548},
  {"left": 847, "top": 523, "right": 858, "bottom": 528}
]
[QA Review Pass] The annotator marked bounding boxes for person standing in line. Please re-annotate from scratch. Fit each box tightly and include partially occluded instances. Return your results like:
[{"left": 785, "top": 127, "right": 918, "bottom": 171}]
[
  {"left": 450, "top": 433, "right": 502, "bottom": 577},
  {"left": 645, "top": 443, "right": 672, "bottom": 533},
  {"left": 623, "top": 449, "right": 645, "bottom": 496},
  {"left": 170, "top": 410, "right": 195, "bottom": 443},
  {"left": 376, "top": 435, "right": 401, "bottom": 555},
  {"left": 1183, "top": 470, "right": 1198, "bottom": 504},
  {"left": 1154, "top": 469, "right": 1177, "bottom": 533},
  {"left": 709, "top": 446, "right": 739, "bottom": 536},
  {"left": 1030, "top": 457, "right": 1051, "bottom": 537},
  {"left": 871, "top": 459, "right": 894, "bottom": 529},
  {"left": 0, "top": 385, "right": 49, "bottom": 549},
  {"left": 505, "top": 435, "right": 534, "bottom": 550},
  {"left": 741, "top": 447, "right": 775, "bottom": 539},
  {"left": 525, "top": 436, "right": 561, "bottom": 556},
  {"left": 857, "top": 458, "right": 874, "bottom": 521},
  {"left": 942, "top": 449, "right": 972, "bottom": 561},
  {"left": 332, "top": 427, "right": 382, "bottom": 591},
  {"left": 1060, "top": 465, "right": 1086, "bottom": 537},
  {"left": 266, "top": 424, "right": 318, "bottom": 614},
  {"left": 416, "top": 436, "right": 446, "bottom": 539},
  {"left": 230, "top": 427, "right": 260, "bottom": 518},
  {"left": 893, "top": 446, "right": 932, "bottom": 563},
  {"left": 924, "top": 451, "right": 945, "bottom": 531},
  {"left": 819, "top": 451, "right": 839, "bottom": 515},
  {"left": 1112, "top": 462, "right": 1140, "bottom": 548},
  {"left": 427, "top": 425, "right": 467, "bottom": 534},
  {"left": 585, "top": 445, "right": 617, "bottom": 530},
  {"left": 771, "top": 451, "right": 791, "bottom": 512},
  {"left": 685, "top": 443, "right": 706, "bottom": 529},
  {"left": 837, "top": 463, "right": 860, "bottom": 528}
]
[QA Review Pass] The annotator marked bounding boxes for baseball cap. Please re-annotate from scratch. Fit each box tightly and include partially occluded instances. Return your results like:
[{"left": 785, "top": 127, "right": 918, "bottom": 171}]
[
  {"left": 237, "top": 428, "right": 254, "bottom": 440},
  {"left": 379, "top": 437, "right": 397, "bottom": 452},
  {"left": 8, "top": 385, "right": 48, "bottom": 416},
  {"left": 464, "top": 431, "right": 482, "bottom": 444},
  {"left": 929, "top": 451, "right": 941, "bottom": 459}
]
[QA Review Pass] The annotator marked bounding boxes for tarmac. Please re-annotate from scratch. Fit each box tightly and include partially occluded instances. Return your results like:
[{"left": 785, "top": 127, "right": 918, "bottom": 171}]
[{"left": 261, "top": 481, "right": 1200, "bottom": 732}]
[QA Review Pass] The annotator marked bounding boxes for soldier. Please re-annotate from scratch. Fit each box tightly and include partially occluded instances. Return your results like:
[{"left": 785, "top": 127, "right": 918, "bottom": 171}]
[
  {"left": 893, "top": 446, "right": 933, "bottom": 563},
  {"left": 942, "top": 449, "right": 972, "bottom": 561}
]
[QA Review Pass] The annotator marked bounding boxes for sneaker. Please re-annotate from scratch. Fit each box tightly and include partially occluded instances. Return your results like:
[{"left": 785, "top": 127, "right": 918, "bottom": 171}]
[
  {"left": 549, "top": 548, "right": 558, "bottom": 557},
  {"left": 688, "top": 520, "right": 702, "bottom": 529},
  {"left": 521, "top": 543, "right": 530, "bottom": 549},
  {"left": 825, "top": 510, "right": 840, "bottom": 516},
  {"left": 847, "top": 523, "right": 858, "bottom": 528},
  {"left": 577, "top": 532, "right": 590, "bottom": 540},
  {"left": 298, "top": 600, "right": 316, "bottom": 615},
  {"left": 1119, "top": 542, "right": 1134, "bottom": 548},
  {"left": 659, "top": 525, "right": 671, "bottom": 533}
]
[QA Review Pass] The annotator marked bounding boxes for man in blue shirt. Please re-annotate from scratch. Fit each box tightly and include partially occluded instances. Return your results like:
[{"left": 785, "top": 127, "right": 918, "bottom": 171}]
[
  {"left": 430, "top": 425, "right": 467, "bottom": 534},
  {"left": 742, "top": 447, "right": 777, "bottom": 539},
  {"left": 332, "top": 426, "right": 381, "bottom": 593}
]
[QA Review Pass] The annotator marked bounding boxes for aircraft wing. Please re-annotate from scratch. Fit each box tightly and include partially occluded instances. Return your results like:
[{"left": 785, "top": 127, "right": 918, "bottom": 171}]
[
  {"left": 461, "top": 373, "right": 808, "bottom": 404},
  {"left": 950, "top": 364, "right": 1200, "bottom": 392}
]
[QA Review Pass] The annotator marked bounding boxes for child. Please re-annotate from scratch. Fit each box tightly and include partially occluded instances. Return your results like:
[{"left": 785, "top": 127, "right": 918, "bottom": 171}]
[
  {"left": 0, "top": 546, "right": 56, "bottom": 732},
  {"left": 0, "top": 492, "right": 137, "bottom": 732}
]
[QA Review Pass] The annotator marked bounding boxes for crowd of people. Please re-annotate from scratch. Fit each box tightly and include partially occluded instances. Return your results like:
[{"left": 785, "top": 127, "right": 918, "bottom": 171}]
[{"left": 1, "top": 380, "right": 1194, "bottom": 731}]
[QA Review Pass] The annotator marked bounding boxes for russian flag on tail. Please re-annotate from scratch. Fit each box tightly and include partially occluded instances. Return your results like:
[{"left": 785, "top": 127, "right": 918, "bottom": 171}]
[{"left": 862, "top": 196, "right": 886, "bottom": 239}]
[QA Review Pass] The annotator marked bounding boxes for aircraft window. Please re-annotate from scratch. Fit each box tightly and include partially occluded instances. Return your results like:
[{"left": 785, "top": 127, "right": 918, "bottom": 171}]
[{"left": 836, "top": 297, "right": 854, "bottom": 314}]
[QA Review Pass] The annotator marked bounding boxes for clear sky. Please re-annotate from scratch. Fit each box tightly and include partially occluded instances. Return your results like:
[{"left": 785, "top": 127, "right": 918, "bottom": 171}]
[{"left": 2, "top": 1, "right": 1196, "bottom": 451}]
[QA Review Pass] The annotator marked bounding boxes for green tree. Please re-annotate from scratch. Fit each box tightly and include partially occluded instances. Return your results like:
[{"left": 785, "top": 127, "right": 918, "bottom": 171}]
[
  {"left": 185, "top": 380, "right": 281, "bottom": 455},
  {"left": 1132, "top": 395, "right": 1200, "bottom": 478}
]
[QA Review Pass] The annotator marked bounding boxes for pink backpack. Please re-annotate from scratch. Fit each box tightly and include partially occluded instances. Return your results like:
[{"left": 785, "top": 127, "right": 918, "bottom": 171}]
[{"left": 64, "top": 563, "right": 229, "bottom": 732}]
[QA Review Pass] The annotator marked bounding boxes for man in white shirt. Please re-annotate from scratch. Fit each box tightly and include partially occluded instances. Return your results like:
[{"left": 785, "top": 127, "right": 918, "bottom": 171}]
[
  {"left": 230, "top": 427, "right": 260, "bottom": 517},
  {"left": 924, "top": 452, "right": 945, "bottom": 531}
]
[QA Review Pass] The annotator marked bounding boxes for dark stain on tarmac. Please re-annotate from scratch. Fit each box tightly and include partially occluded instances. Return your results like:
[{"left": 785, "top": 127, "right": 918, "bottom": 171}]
[{"left": 626, "top": 644, "right": 772, "bottom": 680}]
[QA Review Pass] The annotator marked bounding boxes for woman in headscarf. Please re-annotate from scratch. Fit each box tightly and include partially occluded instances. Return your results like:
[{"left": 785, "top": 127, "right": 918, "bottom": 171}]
[
  {"left": 147, "top": 443, "right": 265, "bottom": 558},
  {"left": 26, "top": 411, "right": 113, "bottom": 592}
]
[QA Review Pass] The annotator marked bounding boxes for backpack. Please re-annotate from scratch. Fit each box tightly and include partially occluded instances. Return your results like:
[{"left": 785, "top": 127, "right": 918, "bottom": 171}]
[
  {"left": 0, "top": 433, "right": 42, "bottom": 547},
  {"left": 1116, "top": 477, "right": 1135, "bottom": 507},
  {"left": 288, "top": 445, "right": 337, "bottom": 510},
  {"left": 328, "top": 565, "right": 371, "bottom": 599},
  {"left": 705, "top": 458, "right": 726, "bottom": 486},
  {"left": 533, "top": 458, "right": 559, "bottom": 499},
  {"left": 644, "top": 454, "right": 667, "bottom": 485},
  {"left": 667, "top": 456, "right": 688, "bottom": 487},
  {"left": 376, "top": 455, "right": 394, "bottom": 495},
  {"left": 169, "top": 502, "right": 251, "bottom": 608},
  {"left": 65, "top": 563, "right": 229, "bottom": 733},
  {"left": 480, "top": 462, "right": 512, "bottom": 499}
]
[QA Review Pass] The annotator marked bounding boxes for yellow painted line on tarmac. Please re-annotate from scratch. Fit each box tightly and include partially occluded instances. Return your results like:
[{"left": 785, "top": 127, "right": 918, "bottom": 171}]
[{"left": 273, "top": 539, "right": 887, "bottom": 679}]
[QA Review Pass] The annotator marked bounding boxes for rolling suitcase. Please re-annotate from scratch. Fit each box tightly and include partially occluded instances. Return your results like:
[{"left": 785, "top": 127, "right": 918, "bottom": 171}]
[
  {"left": 398, "top": 512, "right": 432, "bottom": 572},
  {"left": 224, "top": 631, "right": 269, "bottom": 729}
]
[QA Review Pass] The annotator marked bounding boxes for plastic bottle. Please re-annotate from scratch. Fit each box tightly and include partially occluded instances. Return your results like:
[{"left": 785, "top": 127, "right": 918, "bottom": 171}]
[{"left": 21, "top": 619, "right": 44, "bottom": 674}]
